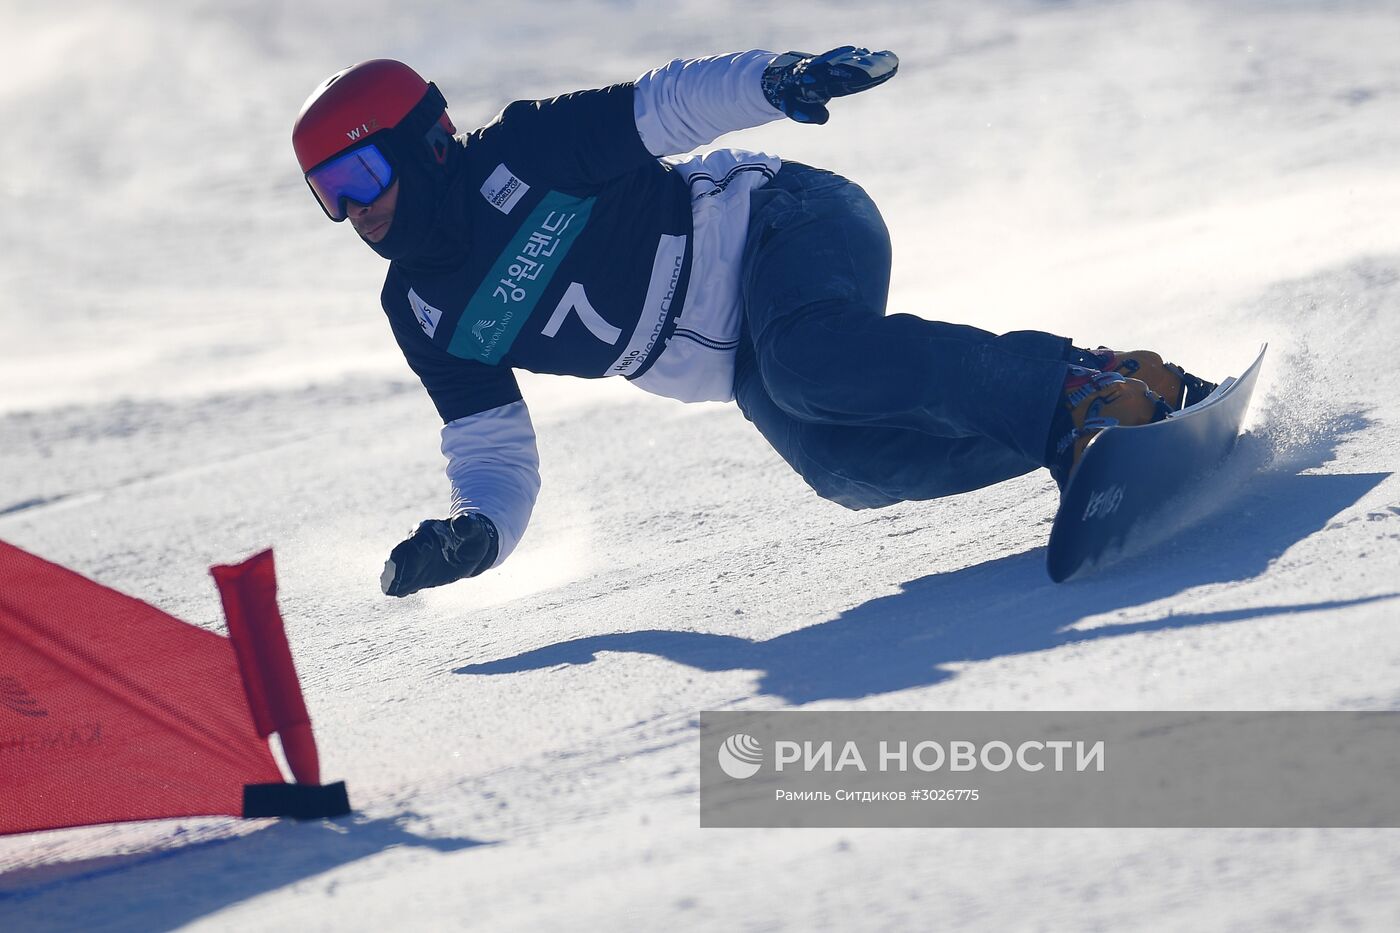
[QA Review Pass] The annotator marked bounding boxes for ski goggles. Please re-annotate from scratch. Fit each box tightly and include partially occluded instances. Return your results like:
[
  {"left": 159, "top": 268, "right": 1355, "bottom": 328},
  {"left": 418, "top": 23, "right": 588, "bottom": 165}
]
[{"left": 305, "top": 142, "right": 396, "bottom": 222}]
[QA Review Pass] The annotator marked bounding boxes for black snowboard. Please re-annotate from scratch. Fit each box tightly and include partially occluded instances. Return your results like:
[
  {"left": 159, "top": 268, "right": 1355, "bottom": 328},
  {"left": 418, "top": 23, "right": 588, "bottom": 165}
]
[{"left": 1046, "top": 345, "right": 1268, "bottom": 582}]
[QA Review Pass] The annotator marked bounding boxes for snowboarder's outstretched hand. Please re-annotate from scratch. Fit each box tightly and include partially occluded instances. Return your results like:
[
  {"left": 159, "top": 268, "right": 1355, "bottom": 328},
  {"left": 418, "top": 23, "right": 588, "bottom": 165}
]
[
  {"left": 762, "top": 47, "right": 899, "bottom": 125},
  {"left": 381, "top": 513, "right": 499, "bottom": 597}
]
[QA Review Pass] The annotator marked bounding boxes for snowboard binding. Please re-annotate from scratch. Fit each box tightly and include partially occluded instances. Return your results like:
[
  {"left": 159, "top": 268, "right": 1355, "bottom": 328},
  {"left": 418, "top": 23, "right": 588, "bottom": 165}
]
[
  {"left": 1085, "top": 348, "right": 1217, "bottom": 411},
  {"left": 1048, "top": 367, "right": 1173, "bottom": 490}
]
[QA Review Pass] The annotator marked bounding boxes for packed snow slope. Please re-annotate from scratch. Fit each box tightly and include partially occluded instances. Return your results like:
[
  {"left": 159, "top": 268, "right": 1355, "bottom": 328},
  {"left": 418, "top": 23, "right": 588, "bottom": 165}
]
[{"left": 3, "top": 1, "right": 1400, "bottom": 929}]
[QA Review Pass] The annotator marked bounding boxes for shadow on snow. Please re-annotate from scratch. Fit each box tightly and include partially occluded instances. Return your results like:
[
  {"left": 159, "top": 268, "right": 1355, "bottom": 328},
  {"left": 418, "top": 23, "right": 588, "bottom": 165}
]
[
  {"left": 457, "top": 469, "right": 1394, "bottom": 704},
  {"left": 0, "top": 815, "right": 489, "bottom": 933}
]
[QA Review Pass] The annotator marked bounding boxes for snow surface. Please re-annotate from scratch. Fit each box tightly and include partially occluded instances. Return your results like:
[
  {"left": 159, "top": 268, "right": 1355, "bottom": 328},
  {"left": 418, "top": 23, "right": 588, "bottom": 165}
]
[{"left": 4, "top": 0, "right": 1400, "bottom": 929}]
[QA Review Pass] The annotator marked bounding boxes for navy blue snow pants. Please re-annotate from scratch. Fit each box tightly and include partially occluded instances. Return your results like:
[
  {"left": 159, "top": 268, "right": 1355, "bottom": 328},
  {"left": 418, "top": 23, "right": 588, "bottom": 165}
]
[{"left": 733, "top": 163, "right": 1073, "bottom": 509}]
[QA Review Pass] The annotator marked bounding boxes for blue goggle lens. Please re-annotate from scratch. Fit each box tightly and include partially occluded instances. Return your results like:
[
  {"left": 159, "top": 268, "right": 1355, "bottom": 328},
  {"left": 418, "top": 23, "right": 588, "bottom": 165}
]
[{"left": 305, "top": 144, "right": 395, "bottom": 221}]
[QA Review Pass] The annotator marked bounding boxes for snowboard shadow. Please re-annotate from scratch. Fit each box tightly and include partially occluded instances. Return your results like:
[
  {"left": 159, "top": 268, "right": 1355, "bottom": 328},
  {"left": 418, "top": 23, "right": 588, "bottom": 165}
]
[
  {"left": 458, "top": 470, "right": 1393, "bottom": 704},
  {"left": 0, "top": 814, "right": 489, "bottom": 933}
]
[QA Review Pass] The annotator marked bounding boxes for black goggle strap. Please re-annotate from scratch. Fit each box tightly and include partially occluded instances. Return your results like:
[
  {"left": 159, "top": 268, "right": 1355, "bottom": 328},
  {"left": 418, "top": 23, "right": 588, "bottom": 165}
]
[{"left": 398, "top": 82, "right": 452, "bottom": 164}]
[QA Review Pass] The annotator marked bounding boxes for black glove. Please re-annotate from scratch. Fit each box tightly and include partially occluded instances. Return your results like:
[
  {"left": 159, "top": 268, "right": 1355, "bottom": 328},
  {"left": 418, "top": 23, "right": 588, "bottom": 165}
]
[
  {"left": 380, "top": 513, "right": 500, "bottom": 597},
  {"left": 761, "top": 46, "right": 900, "bottom": 125}
]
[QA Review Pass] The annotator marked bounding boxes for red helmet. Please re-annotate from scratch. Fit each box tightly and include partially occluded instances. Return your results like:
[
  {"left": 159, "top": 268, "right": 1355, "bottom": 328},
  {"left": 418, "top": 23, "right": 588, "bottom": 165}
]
[
  {"left": 293, "top": 60, "right": 456, "bottom": 222},
  {"left": 293, "top": 59, "right": 455, "bottom": 172}
]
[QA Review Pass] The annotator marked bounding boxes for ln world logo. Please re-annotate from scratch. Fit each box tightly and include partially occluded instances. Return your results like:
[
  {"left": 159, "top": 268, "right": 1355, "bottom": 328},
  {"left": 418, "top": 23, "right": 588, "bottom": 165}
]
[
  {"left": 480, "top": 163, "right": 531, "bottom": 214},
  {"left": 718, "top": 733, "right": 763, "bottom": 779}
]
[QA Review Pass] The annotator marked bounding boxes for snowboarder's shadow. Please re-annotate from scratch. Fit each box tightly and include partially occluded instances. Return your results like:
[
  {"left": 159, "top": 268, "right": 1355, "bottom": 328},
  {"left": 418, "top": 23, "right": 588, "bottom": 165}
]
[{"left": 458, "top": 469, "right": 1394, "bottom": 703}]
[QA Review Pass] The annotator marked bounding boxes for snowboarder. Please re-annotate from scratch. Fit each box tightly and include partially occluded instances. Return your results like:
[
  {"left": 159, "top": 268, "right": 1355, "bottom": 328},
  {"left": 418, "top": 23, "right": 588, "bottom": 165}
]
[{"left": 291, "top": 49, "right": 1214, "bottom": 597}]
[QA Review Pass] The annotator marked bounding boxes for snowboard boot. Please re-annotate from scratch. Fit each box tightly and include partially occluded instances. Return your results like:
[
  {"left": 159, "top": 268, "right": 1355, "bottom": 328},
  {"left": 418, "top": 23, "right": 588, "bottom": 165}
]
[
  {"left": 1076, "top": 347, "right": 1217, "bottom": 411},
  {"left": 1046, "top": 366, "right": 1173, "bottom": 490}
]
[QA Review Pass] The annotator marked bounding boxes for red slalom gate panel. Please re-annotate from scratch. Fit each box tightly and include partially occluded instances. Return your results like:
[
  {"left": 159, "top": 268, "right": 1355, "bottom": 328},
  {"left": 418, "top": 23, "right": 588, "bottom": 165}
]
[
  {"left": 211, "top": 550, "right": 320, "bottom": 786},
  {"left": 0, "top": 542, "right": 348, "bottom": 836}
]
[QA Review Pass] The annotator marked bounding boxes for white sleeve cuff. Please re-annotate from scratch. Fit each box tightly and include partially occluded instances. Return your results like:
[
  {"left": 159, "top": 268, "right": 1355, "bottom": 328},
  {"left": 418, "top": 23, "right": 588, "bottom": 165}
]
[
  {"left": 440, "top": 400, "right": 542, "bottom": 568},
  {"left": 633, "top": 50, "right": 786, "bottom": 157}
]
